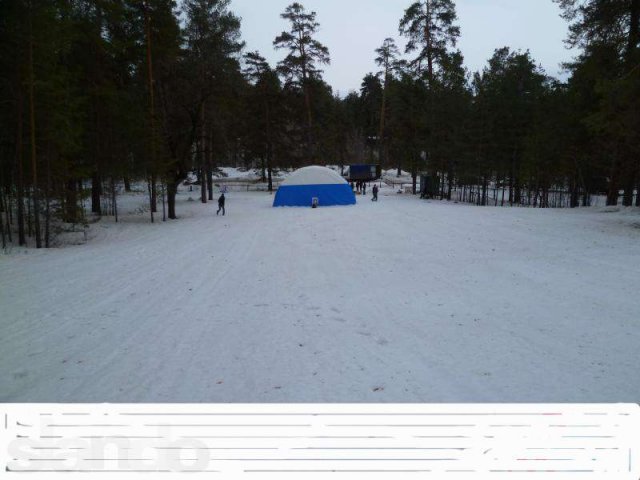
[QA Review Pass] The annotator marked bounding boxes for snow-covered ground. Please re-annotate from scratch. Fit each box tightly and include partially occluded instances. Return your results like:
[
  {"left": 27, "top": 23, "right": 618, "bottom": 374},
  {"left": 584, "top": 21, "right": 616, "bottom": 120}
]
[{"left": 1, "top": 183, "right": 639, "bottom": 403}]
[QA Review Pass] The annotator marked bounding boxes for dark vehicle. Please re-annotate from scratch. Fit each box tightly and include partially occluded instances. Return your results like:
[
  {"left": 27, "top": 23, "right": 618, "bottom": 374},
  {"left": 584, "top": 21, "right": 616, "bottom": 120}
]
[
  {"left": 420, "top": 175, "right": 440, "bottom": 199},
  {"left": 348, "top": 164, "right": 382, "bottom": 182}
]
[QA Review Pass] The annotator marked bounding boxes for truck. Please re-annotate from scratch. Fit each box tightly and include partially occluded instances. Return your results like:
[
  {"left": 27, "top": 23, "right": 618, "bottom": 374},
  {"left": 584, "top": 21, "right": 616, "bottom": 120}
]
[{"left": 348, "top": 164, "right": 382, "bottom": 182}]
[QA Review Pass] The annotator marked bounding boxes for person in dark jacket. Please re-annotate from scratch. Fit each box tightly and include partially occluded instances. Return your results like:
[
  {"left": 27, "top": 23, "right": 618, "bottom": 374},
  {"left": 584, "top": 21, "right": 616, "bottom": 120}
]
[
  {"left": 372, "top": 184, "right": 379, "bottom": 202},
  {"left": 217, "top": 193, "right": 226, "bottom": 216}
]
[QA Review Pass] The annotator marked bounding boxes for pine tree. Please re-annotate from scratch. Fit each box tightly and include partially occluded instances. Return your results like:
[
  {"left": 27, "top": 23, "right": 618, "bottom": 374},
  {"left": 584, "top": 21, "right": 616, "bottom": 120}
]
[
  {"left": 243, "top": 51, "right": 283, "bottom": 191},
  {"left": 359, "top": 73, "right": 384, "bottom": 162},
  {"left": 375, "top": 38, "right": 401, "bottom": 164},
  {"left": 555, "top": 0, "right": 640, "bottom": 206},
  {"left": 471, "top": 48, "right": 547, "bottom": 206},
  {"left": 399, "top": 0, "right": 460, "bottom": 86},
  {"left": 183, "top": 0, "right": 244, "bottom": 203},
  {"left": 399, "top": 0, "right": 461, "bottom": 185},
  {"left": 274, "top": 2, "right": 330, "bottom": 160}
]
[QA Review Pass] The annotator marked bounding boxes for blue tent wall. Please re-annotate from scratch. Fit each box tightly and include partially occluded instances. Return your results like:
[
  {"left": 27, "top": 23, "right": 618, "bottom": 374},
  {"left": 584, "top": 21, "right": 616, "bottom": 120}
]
[{"left": 273, "top": 184, "right": 356, "bottom": 207}]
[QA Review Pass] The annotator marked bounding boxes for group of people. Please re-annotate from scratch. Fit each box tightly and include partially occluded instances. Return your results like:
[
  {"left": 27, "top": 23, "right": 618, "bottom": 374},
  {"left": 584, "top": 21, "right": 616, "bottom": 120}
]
[
  {"left": 353, "top": 181, "right": 367, "bottom": 195},
  {"left": 350, "top": 181, "right": 379, "bottom": 202}
]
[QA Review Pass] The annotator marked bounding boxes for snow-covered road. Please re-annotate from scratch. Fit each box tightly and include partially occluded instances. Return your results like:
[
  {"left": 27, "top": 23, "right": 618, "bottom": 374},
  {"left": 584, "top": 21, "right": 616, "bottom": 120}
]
[{"left": 1, "top": 187, "right": 639, "bottom": 402}]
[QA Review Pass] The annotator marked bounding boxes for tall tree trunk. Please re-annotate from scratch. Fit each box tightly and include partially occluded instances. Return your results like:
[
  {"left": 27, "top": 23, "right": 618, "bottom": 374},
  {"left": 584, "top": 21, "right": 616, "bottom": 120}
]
[
  {"left": 206, "top": 123, "right": 213, "bottom": 201},
  {"left": 304, "top": 87, "right": 314, "bottom": 160},
  {"left": 570, "top": 175, "right": 579, "bottom": 208},
  {"left": 301, "top": 65, "right": 315, "bottom": 160},
  {"left": 3, "top": 187, "right": 11, "bottom": 244},
  {"left": 199, "top": 104, "right": 207, "bottom": 204},
  {"left": 111, "top": 177, "right": 118, "bottom": 222},
  {"left": 0, "top": 168, "right": 6, "bottom": 249},
  {"left": 16, "top": 88, "right": 26, "bottom": 246},
  {"left": 622, "top": 155, "right": 640, "bottom": 207},
  {"left": 200, "top": 167, "right": 207, "bottom": 204},
  {"left": 446, "top": 166, "right": 454, "bottom": 201},
  {"left": 378, "top": 75, "right": 388, "bottom": 164},
  {"left": 161, "top": 181, "right": 166, "bottom": 222},
  {"left": 265, "top": 101, "right": 273, "bottom": 192},
  {"left": 627, "top": 0, "right": 640, "bottom": 63},
  {"left": 482, "top": 177, "right": 488, "bottom": 206},
  {"left": 147, "top": 176, "right": 154, "bottom": 223},
  {"left": 91, "top": 172, "right": 102, "bottom": 214},
  {"left": 607, "top": 157, "right": 620, "bottom": 206},
  {"left": 151, "top": 175, "right": 158, "bottom": 212},
  {"left": 207, "top": 167, "right": 213, "bottom": 201},
  {"left": 27, "top": 186, "right": 32, "bottom": 238},
  {"left": 92, "top": 91, "right": 103, "bottom": 215},
  {"left": 513, "top": 158, "right": 521, "bottom": 205},
  {"left": 167, "top": 180, "right": 178, "bottom": 220},
  {"left": 424, "top": 0, "right": 434, "bottom": 88},
  {"left": 0, "top": 199, "right": 5, "bottom": 250},
  {"left": 622, "top": 167, "right": 635, "bottom": 207},
  {"left": 412, "top": 154, "right": 417, "bottom": 195},
  {"left": 267, "top": 141, "right": 273, "bottom": 193},
  {"left": 45, "top": 148, "right": 51, "bottom": 248},
  {"left": 65, "top": 178, "right": 77, "bottom": 223},
  {"left": 28, "top": 11, "right": 41, "bottom": 248},
  {"left": 144, "top": 2, "right": 158, "bottom": 214}
]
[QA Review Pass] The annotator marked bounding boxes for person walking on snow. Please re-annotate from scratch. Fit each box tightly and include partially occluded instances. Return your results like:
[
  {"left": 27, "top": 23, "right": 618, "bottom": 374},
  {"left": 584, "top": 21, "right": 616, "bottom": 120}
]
[
  {"left": 217, "top": 193, "right": 226, "bottom": 216},
  {"left": 372, "top": 184, "right": 379, "bottom": 202}
]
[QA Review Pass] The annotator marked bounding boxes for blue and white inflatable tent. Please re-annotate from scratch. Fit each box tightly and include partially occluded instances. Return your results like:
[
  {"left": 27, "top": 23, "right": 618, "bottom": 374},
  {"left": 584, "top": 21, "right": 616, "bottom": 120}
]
[{"left": 273, "top": 166, "right": 356, "bottom": 208}]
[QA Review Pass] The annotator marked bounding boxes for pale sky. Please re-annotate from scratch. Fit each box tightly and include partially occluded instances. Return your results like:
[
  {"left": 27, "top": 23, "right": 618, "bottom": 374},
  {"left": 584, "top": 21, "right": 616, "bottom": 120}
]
[{"left": 229, "top": 0, "right": 576, "bottom": 95}]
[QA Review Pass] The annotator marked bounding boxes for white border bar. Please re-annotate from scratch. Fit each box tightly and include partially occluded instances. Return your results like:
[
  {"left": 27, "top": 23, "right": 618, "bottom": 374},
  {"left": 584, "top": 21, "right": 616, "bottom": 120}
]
[{"left": 2, "top": 404, "right": 639, "bottom": 479}]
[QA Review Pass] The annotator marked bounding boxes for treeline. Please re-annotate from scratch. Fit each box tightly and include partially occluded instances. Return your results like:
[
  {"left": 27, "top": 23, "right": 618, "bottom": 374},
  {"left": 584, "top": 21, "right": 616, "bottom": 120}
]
[{"left": 0, "top": 0, "right": 638, "bottom": 249}]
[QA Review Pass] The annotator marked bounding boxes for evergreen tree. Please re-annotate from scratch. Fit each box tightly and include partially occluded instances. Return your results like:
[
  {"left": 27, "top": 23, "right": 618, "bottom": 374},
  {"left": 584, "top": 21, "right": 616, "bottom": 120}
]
[
  {"left": 399, "top": 0, "right": 460, "bottom": 86},
  {"left": 242, "top": 51, "right": 283, "bottom": 191},
  {"left": 556, "top": 0, "right": 640, "bottom": 205},
  {"left": 398, "top": 0, "right": 461, "bottom": 184},
  {"left": 375, "top": 38, "right": 401, "bottom": 163},
  {"left": 471, "top": 48, "right": 547, "bottom": 206},
  {"left": 359, "top": 73, "right": 384, "bottom": 162},
  {"left": 273, "top": 2, "right": 330, "bottom": 159},
  {"left": 183, "top": 0, "right": 244, "bottom": 203}
]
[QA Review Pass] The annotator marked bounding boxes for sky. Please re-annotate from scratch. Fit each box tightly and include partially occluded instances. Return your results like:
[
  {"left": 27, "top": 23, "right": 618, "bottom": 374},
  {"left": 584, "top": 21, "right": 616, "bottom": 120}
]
[{"left": 229, "top": 0, "right": 577, "bottom": 96}]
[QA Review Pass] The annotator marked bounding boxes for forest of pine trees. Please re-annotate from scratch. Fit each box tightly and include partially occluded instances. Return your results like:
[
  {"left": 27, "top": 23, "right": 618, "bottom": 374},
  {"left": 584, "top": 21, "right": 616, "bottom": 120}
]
[{"left": 0, "top": 0, "right": 638, "bottom": 249}]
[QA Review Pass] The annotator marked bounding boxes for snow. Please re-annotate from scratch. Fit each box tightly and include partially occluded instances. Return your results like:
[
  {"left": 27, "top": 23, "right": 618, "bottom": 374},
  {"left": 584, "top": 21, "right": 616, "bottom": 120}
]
[
  {"left": 382, "top": 169, "right": 413, "bottom": 186},
  {"left": 280, "top": 166, "right": 348, "bottom": 186},
  {"left": 1, "top": 184, "right": 639, "bottom": 403}
]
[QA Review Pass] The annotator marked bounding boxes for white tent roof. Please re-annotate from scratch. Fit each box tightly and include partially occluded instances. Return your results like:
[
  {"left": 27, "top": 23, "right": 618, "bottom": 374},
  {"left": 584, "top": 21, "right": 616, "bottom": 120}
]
[{"left": 281, "top": 166, "right": 348, "bottom": 187}]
